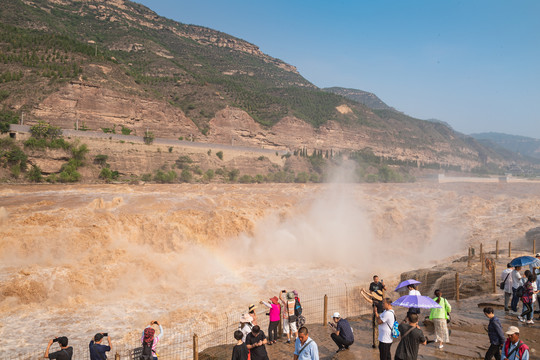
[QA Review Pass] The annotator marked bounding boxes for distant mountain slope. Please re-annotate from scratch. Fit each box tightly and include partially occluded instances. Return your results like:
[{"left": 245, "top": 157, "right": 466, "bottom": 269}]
[
  {"left": 471, "top": 132, "right": 540, "bottom": 160},
  {"left": 323, "top": 87, "right": 394, "bottom": 111}
]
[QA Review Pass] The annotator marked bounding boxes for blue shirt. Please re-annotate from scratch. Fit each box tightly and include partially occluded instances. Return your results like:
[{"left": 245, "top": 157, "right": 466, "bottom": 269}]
[
  {"left": 294, "top": 336, "right": 319, "bottom": 360},
  {"left": 487, "top": 316, "right": 505, "bottom": 346},
  {"left": 89, "top": 341, "right": 110, "bottom": 360}
]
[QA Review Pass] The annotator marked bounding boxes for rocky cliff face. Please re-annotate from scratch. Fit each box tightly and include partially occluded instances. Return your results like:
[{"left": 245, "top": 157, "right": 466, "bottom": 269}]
[
  {"left": 26, "top": 83, "right": 486, "bottom": 171},
  {"left": 32, "top": 82, "right": 199, "bottom": 139}
]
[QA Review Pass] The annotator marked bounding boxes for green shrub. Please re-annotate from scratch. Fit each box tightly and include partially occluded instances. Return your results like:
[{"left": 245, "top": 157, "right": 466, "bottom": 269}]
[
  {"left": 10, "top": 163, "right": 21, "bottom": 178},
  {"left": 257, "top": 156, "right": 266, "bottom": 161},
  {"left": 168, "top": 147, "right": 173, "bottom": 153},
  {"left": 30, "top": 120, "right": 62, "bottom": 139},
  {"left": 4, "top": 147, "right": 28, "bottom": 170},
  {"left": 254, "top": 174, "right": 265, "bottom": 183},
  {"left": 205, "top": 169, "right": 214, "bottom": 180},
  {"left": 58, "top": 164, "right": 81, "bottom": 182},
  {"left": 27, "top": 164, "right": 43, "bottom": 182},
  {"left": 71, "top": 143, "right": 88, "bottom": 163},
  {"left": 0, "top": 90, "right": 9, "bottom": 102},
  {"left": 366, "top": 174, "right": 379, "bottom": 183},
  {"left": 192, "top": 166, "right": 203, "bottom": 175},
  {"left": 216, "top": 151, "right": 223, "bottom": 160},
  {"left": 272, "top": 171, "right": 295, "bottom": 183},
  {"left": 46, "top": 173, "right": 57, "bottom": 183},
  {"left": 215, "top": 168, "right": 225, "bottom": 176},
  {"left": 101, "top": 126, "right": 116, "bottom": 134},
  {"left": 175, "top": 155, "right": 193, "bottom": 169},
  {"left": 0, "top": 109, "right": 19, "bottom": 133},
  {"left": 180, "top": 169, "right": 193, "bottom": 183},
  {"left": 140, "top": 173, "right": 152, "bottom": 182},
  {"left": 309, "top": 156, "right": 326, "bottom": 175},
  {"left": 24, "top": 137, "right": 71, "bottom": 150},
  {"left": 94, "top": 154, "right": 108, "bottom": 166},
  {"left": 295, "top": 172, "right": 309, "bottom": 183},
  {"left": 143, "top": 130, "right": 155, "bottom": 145},
  {"left": 228, "top": 169, "right": 239, "bottom": 182},
  {"left": 121, "top": 126, "right": 132, "bottom": 135},
  {"left": 49, "top": 138, "right": 71, "bottom": 150},
  {"left": 99, "top": 167, "right": 119, "bottom": 181},
  {"left": 377, "top": 166, "right": 404, "bottom": 183},
  {"left": 239, "top": 174, "right": 253, "bottom": 183},
  {"left": 154, "top": 169, "right": 177, "bottom": 183}
]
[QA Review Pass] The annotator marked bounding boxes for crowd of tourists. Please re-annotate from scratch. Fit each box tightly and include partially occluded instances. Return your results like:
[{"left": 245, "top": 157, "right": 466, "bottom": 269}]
[{"left": 43, "top": 253, "right": 540, "bottom": 360}]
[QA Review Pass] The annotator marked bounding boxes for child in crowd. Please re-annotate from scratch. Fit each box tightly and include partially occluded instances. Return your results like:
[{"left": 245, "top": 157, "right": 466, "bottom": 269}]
[{"left": 232, "top": 330, "right": 249, "bottom": 360}]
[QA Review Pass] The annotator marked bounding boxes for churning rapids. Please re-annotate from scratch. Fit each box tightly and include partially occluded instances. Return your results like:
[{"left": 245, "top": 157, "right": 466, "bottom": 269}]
[{"left": 1, "top": 181, "right": 539, "bottom": 354}]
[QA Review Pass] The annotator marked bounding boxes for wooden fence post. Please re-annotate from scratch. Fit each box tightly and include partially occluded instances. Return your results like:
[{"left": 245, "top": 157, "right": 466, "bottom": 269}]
[
  {"left": 492, "top": 263, "right": 497, "bottom": 294},
  {"left": 496, "top": 240, "right": 499, "bottom": 259},
  {"left": 534, "top": 238, "right": 536, "bottom": 255},
  {"left": 480, "top": 243, "right": 483, "bottom": 263},
  {"left": 323, "top": 294, "right": 328, "bottom": 326},
  {"left": 509, "top": 242, "right": 511, "bottom": 258},
  {"left": 455, "top": 273, "right": 460, "bottom": 301},
  {"left": 481, "top": 251, "right": 485, "bottom": 275},
  {"left": 468, "top": 247, "right": 471, "bottom": 267},
  {"left": 193, "top": 334, "right": 199, "bottom": 360}
]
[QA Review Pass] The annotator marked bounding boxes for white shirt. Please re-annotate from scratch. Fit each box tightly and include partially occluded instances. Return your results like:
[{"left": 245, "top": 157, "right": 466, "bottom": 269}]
[
  {"left": 501, "top": 268, "right": 513, "bottom": 293},
  {"left": 511, "top": 269, "right": 522, "bottom": 289},
  {"left": 409, "top": 289, "right": 421, "bottom": 296},
  {"left": 378, "top": 309, "right": 394, "bottom": 344}
]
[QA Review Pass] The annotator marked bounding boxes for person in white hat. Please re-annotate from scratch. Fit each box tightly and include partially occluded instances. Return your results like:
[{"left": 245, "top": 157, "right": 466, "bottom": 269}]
[
  {"left": 238, "top": 313, "right": 254, "bottom": 342},
  {"left": 329, "top": 312, "right": 354, "bottom": 353},
  {"left": 502, "top": 326, "right": 529, "bottom": 360}
]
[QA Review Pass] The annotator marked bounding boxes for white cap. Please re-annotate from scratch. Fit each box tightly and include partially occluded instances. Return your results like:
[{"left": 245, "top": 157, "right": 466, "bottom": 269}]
[
  {"left": 505, "top": 326, "right": 519, "bottom": 335},
  {"left": 333, "top": 312, "right": 341, "bottom": 318}
]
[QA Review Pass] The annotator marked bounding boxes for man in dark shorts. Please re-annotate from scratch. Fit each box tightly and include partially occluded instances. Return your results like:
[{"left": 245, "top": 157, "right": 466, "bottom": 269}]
[
  {"left": 44, "top": 336, "right": 73, "bottom": 360},
  {"left": 395, "top": 313, "right": 426, "bottom": 360},
  {"left": 245, "top": 325, "right": 269, "bottom": 360}
]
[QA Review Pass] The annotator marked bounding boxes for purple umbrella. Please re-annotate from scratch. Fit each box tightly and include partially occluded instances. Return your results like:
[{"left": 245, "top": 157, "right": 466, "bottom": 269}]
[
  {"left": 394, "top": 279, "right": 422, "bottom": 292},
  {"left": 392, "top": 295, "right": 442, "bottom": 309}
]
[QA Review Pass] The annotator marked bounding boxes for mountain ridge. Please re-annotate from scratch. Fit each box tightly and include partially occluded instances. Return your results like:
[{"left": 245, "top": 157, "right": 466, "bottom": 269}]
[
  {"left": 0, "top": 0, "right": 537, "bottom": 173},
  {"left": 471, "top": 132, "right": 540, "bottom": 160}
]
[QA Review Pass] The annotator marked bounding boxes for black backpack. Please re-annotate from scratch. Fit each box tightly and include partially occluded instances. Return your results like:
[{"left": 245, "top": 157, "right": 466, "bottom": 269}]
[
  {"left": 294, "top": 298, "right": 303, "bottom": 316},
  {"left": 140, "top": 342, "right": 153, "bottom": 360},
  {"left": 515, "top": 285, "right": 524, "bottom": 298}
]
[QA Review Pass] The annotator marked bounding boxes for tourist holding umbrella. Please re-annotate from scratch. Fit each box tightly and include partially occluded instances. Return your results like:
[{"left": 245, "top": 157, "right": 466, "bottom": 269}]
[
  {"left": 429, "top": 289, "right": 451, "bottom": 349},
  {"left": 394, "top": 280, "right": 423, "bottom": 319}
]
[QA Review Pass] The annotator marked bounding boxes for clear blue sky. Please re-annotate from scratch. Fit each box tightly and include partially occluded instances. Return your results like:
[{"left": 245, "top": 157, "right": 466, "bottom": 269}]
[{"left": 136, "top": 0, "right": 540, "bottom": 139}]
